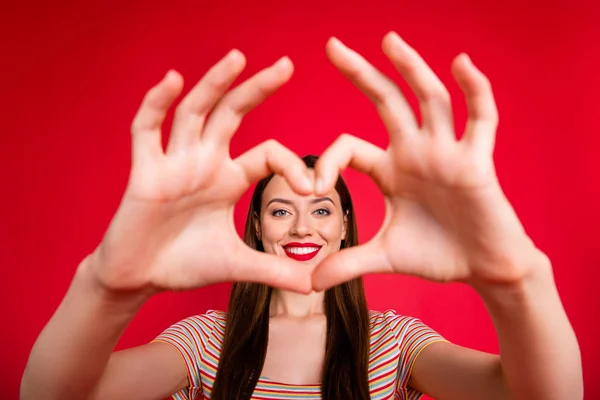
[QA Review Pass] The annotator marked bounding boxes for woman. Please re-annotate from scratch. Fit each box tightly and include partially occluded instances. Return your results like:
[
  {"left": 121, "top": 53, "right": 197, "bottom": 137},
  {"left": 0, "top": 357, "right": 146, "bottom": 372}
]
[
  {"left": 21, "top": 32, "right": 582, "bottom": 399},
  {"left": 152, "top": 153, "right": 447, "bottom": 399}
]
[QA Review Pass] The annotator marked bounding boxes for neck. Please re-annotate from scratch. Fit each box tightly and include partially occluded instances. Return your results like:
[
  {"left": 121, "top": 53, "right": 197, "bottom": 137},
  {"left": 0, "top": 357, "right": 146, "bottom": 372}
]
[{"left": 269, "top": 289, "right": 325, "bottom": 318}]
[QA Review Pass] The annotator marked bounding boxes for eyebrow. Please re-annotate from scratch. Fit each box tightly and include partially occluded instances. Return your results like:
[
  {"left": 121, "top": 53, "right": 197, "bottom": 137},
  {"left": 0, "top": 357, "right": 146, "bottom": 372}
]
[{"left": 266, "top": 197, "right": 336, "bottom": 208}]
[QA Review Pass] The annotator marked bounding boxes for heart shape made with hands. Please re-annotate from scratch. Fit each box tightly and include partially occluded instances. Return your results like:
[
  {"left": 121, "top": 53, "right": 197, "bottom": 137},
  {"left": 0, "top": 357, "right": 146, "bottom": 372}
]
[
  {"left": 285, "top": 33, "right": 535, "bottom": 293},
  {"left": 116, "top": 31, "right": 538, "bottom": 297},
  {"left": 307, "top": 33, "right": 538, "bottom": 292}
]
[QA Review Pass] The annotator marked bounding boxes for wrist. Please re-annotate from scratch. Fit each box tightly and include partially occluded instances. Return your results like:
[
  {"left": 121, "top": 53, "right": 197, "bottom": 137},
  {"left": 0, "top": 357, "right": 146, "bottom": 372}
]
[
  {"left": 469, "top": 249, "right": 556, "bottom": 309},
  {"left": 75, "top": 252, "right": 153, "bottom": 313}
]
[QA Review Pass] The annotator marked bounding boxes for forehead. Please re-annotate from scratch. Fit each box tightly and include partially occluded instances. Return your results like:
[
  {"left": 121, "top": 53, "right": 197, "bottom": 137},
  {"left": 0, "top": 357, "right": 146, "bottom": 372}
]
[{"left": 261, "top": 172, "right": 342, "bottom": 207}]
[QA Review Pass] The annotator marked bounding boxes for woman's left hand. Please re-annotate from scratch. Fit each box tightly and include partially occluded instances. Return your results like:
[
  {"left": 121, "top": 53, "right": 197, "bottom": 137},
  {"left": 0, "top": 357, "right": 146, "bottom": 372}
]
[{"left": 311, "top": 32, "right": 548, "bottom": 291}]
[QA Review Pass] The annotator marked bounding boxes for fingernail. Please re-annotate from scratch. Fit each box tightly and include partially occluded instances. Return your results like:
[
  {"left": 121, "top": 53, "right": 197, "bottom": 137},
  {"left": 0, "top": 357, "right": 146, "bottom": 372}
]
[
  {"left": 163, "top": 70, "right": 182, "bottom": 86},
  {"left": 227, "top": 49, "right": 243, "bottom": 62},
  {"left": 388, "top": 31, "right": 405, "bottom": 47},
  {"left": 303, "top": 174, "right": 313, "bottom": 191},
  {"left": 274, "top": 56, "right": 291, "bottom": 70},
  {"left": 315, "top": 177, "right": 324, "bottom": 194},
  {"left": 164, "top": 70, "right": 176, "bottom": 80},
  {"left": 329, "top": 37, "right": 345, "bottom": 49}
]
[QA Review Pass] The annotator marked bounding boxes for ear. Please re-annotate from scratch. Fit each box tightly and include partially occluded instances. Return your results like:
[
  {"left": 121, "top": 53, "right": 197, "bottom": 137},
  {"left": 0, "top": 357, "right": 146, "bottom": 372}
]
[
  {"left": 341, "top": 210, "right": 349, "bottom": 240},
  {"left": 254, "top": 212, "right": 261, "bottom": 240}
]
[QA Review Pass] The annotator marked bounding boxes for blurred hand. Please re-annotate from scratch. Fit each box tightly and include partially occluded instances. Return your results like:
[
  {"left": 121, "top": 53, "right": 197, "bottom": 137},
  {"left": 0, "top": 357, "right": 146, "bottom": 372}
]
[
  {"left": 91, "top": 50, "right": 314, "bottom": 295},
  {"left": 312, "top": 32, "right": 546, "bottom": 290}
]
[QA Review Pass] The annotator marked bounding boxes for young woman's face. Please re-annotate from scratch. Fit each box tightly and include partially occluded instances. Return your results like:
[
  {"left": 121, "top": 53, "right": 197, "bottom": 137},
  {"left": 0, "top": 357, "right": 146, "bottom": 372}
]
[{"left": 258, "top": 171, "right": 347, "bottom": 267}]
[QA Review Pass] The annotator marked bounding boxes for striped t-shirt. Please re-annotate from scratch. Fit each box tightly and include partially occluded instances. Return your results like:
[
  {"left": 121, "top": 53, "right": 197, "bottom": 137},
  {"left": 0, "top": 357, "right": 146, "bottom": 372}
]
[{"left": 154, "top": 309, "right": 446, "bottom": 400}]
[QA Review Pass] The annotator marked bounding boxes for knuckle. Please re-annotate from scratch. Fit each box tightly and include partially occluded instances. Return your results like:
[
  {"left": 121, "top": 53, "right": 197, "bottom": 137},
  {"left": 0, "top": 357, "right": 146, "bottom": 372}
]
[
  {"left": 263, "top": 138, "right": 280, "bottom": 150},
  {"left": 489, "top": 108, "right": 499, "bottom": 124},
  {"left": 480, "top": 75, "right": 493, "bottom": 91},
  {"left": 374, "top": 85, "right": 396, "bottom": 105},
  {"left": 207, "top": 72, "right": 233, "bottom": 93},
  {"left": 220, "top": 98, "right": 241, "bottom": 117},
  {"left": 429, "top": 86, "right": 451, "bottom": 104},
  {"left": 254, "top": 80, "right": 272, "bottom": 98},
  {"left": 262, "top": 139, "right": 283, "bottom": 159},
  {"left": 418, "top": 82, "right": 451, "bottom": 108},
  {"left": 345, "top": 64, "right": 365, "bottom": 81},
  {"left": 174, "top": 100, "right": 193, "bottom": 117},
  {"left": 477, "top": 106, "right": 499, "bottom": 127},
  {"left": 337, "top": 133, "right": 356, "bottom": 147},
  {"left": 130, "top": 118, "right": 142, "bottom": 134},
  {"left": 143, "top": 86, "right": 160, "bottom": 103},
  {"left": 130, "top": 115, "right": 147, "bottom": 134},
  {"left": 280, "top": 163, "right": 294, "bottom": 177},
  {"left": 338, "top": 132, "right": 352, "bottom": 142}
]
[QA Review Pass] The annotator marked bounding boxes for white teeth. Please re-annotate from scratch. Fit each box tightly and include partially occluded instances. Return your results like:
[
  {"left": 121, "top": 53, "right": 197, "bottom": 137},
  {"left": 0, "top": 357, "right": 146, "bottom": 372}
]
[{"left": 286, "top": 247, "right": 319, "bottom": 255}]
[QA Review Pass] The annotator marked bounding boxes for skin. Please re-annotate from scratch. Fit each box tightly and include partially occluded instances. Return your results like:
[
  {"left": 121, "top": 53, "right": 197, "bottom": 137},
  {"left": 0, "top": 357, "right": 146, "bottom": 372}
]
[
  {"left": 311, "top": 33, "right": 582, "bottom": 399},
  {"left": 20, "top": 32, "right": 583, "bottom": 400},
  {"left": 259, "top": 171, "right": 347, "bottom": 276},
  {"left": 258, "top": 172, "right": 345, "bottom": 384}
]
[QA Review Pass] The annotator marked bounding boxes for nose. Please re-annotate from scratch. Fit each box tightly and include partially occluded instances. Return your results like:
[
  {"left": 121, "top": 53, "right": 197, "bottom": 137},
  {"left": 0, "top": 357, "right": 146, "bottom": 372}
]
[{"left": 290, "top": 212, "right": 313, "bottom": 237}]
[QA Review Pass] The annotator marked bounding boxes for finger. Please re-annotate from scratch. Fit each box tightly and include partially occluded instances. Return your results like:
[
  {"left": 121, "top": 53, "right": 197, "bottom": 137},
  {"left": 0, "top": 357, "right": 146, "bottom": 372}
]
[
  {"left": 313, "top": 134, "right": 387, "bottom": 196},
  {"left": 232, "top": 244, "right": 313, "bottom": 293},
  {"left": 166, "top": 49, "right": 247, "bottom": 154},
  {"left": 451, "top": 53, "right": 499, "bottom": 155},
  {"left": 311, "top": 240, "right": 392, "bottom": 291},
  {"left": 201, "top": 56, "right": 294, "bottom": 149},
  {"left": 382, "top": 32, "right": 455, "bottom": 139},
  {"left": 325, "top": 37, "right": 419, "bottom": 142},
  {"left": 234, "top": 139, "right": 312, "bottom": 195},
  {"left": 131, "top": 70, "right": 184, "bottom": 168}
]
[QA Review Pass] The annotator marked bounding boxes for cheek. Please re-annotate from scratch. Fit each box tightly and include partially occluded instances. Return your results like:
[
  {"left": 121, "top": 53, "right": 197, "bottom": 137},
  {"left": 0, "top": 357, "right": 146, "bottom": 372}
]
[
  {"left": 260, "top": 218, "right": 289, "bottom": 244},
  {"left": 319, "top": 217, "right": 345, "bottom": 241}
]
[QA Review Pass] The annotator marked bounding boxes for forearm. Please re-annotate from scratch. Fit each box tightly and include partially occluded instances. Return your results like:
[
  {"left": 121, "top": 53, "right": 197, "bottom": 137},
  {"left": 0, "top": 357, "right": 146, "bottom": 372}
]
[
  {"left": 21, "top": 253, "right": 149, "bottom": 400},
  {"left": 474, "top": 253, "right": 583, "bottom": 400}
]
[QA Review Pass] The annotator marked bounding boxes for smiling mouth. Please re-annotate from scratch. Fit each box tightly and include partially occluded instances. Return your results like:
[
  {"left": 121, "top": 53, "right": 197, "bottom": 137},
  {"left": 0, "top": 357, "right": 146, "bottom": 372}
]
[{"left": 283, "top": 243, "right": 322, "bottom": 261}]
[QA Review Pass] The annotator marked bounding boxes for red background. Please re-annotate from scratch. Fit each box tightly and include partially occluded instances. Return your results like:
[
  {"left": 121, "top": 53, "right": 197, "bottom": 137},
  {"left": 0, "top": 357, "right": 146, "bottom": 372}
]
[{"left": 1, "top": 1, "right": 599, "bottom": 398}]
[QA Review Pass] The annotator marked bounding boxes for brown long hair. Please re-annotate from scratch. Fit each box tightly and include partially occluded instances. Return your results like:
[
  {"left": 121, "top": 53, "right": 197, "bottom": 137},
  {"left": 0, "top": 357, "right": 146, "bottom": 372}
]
[{"left": 211, "top": 155, "right": 370, "bottom": 400}]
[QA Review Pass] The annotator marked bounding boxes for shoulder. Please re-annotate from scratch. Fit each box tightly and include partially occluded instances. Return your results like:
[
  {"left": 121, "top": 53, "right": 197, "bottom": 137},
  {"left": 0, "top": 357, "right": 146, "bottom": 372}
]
[
  {"left": 369, "top": 310, "right": 447, "bottom": 397},
  {"left": 369, "top": 309, "right": 422, "bottom": 332},
  {"left": 152, "top": 310, "right": 228, "bottom": 393},
  {"left": 155, "top": 309, "right": 227, "bottom": 345},
  {"left": 369, "top": 309, "right": 445, "bottom": 348},
  {"left": 174, "top": 309, "right": 226, "bottom": 331}
]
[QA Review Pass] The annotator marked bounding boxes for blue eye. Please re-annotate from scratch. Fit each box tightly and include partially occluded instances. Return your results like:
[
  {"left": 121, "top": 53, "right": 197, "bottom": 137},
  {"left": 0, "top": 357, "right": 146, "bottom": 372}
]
[
  {"left": 314, "top": 208, "right": 331, "bottom": 216},
  {"left": 272, "top": 209, "right": 289, "bottom": 217}
]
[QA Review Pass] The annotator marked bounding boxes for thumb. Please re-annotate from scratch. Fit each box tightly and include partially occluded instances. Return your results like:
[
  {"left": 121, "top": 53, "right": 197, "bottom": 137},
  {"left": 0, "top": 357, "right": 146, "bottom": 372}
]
[
  {"left": 231, "top": 243, "right": 313, "bottom": 294},
  {"left": 311, "top": 239, "right": 392, "bottom": 291}
]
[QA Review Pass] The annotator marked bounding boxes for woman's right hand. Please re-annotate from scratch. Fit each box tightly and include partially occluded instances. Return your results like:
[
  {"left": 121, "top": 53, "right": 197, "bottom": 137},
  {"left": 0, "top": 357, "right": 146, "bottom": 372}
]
[{"left": 89, "top": 50, "right": 313, "bottom": 296}]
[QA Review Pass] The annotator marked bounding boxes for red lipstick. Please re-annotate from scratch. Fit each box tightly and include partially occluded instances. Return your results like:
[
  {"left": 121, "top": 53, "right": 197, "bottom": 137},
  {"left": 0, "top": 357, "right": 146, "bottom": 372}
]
[{"left": 283, "top": 242, "right": 322, "bottom": 261}]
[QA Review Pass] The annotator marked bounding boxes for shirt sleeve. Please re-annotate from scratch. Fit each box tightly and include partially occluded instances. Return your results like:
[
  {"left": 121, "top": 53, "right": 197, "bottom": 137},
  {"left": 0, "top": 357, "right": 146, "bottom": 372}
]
[
  {"left": 152, "top": 310, "right": 221, "bottom": 400},
  {"left": 381, "top": 309, "right": 448, "bottom": 400}
]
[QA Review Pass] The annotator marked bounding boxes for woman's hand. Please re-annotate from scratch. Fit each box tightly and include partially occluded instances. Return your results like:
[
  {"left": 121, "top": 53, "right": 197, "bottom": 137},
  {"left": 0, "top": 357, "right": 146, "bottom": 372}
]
[
  {"left": 312, "top": 32, "right": 548, "bottom": 290},
  {"left": 91, "top": 50, "right": 314, "bottom": 295}
]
